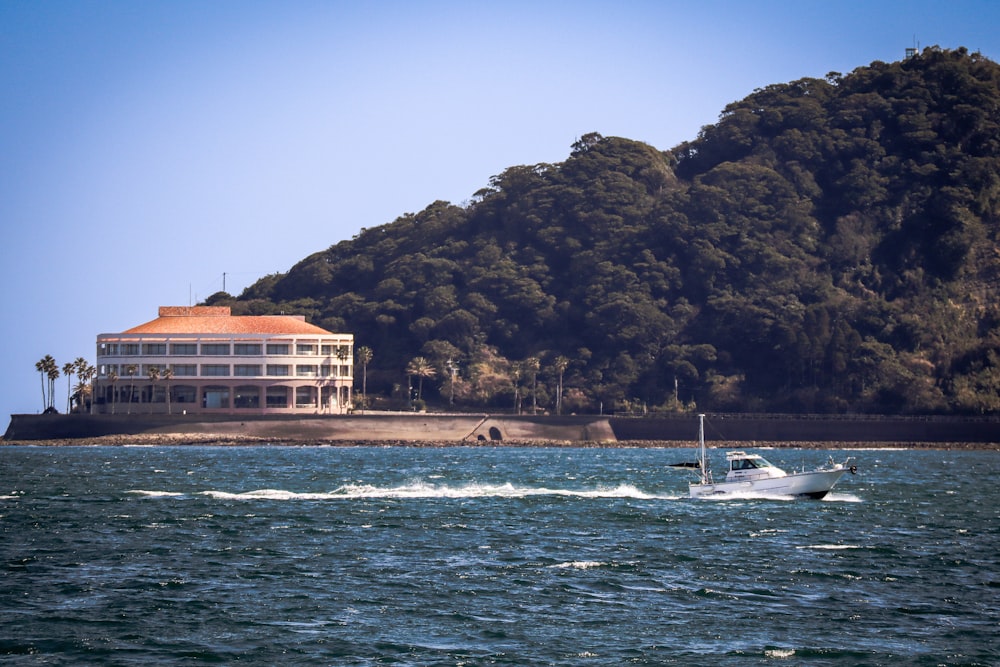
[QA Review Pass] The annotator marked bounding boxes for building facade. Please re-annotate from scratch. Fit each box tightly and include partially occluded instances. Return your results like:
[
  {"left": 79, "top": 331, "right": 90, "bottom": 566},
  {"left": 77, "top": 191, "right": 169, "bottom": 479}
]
[{"left": 95, "top": 306, "right": 353, "bottom": 415}]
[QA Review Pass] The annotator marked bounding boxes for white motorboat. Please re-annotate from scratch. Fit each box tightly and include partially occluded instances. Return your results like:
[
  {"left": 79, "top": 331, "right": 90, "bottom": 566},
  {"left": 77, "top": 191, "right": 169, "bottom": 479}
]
[{"left": 688, "top": 414, "right": 856, "bottom": 499}]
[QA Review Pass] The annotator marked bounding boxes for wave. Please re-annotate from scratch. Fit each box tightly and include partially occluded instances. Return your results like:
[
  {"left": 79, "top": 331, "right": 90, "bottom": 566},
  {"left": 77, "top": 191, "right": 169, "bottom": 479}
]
[
  {"left": 128, "top": 490, "right": 187, "bottom": 498},
  {"left": 795, "top": 544, "right": 862, "bottom": 550},
  {"left": 127, "top": 483, "right": 859, "bottom": 503},
  {"left": 823, "top": 492, "right": 862, "bottom": 503},
  {"left": 134, "top": 482, "right": 682, "bottom": 502},
  {"left": 551, "top": 560, "right": 608, "bottom": 569},
  {"left": 695, "top": 490, "right": 861, "bottom": 503}
]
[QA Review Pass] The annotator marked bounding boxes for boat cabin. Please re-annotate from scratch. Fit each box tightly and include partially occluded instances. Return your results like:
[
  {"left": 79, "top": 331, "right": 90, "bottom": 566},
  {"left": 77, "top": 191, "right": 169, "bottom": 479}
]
[{"left": 724, "top": 451, "right": 787, "bottom": 482}]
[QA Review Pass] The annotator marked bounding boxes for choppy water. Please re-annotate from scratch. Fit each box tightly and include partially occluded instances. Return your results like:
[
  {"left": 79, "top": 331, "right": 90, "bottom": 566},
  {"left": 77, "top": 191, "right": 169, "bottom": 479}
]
[{"left": 1, "top": 445, "right": 998, "bottom": 666}]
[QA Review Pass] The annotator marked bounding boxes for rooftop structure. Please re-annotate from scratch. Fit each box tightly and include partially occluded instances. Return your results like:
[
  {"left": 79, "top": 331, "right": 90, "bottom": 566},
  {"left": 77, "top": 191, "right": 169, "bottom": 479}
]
[{"left": 95, "top": 306, "right": 354, "bottom": 415}]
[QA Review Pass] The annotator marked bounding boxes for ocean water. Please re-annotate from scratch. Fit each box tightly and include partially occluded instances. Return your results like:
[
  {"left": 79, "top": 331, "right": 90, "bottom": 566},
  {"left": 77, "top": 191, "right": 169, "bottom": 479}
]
[{"left": 1, "top": 445, "right": 997, "bottom": 666}]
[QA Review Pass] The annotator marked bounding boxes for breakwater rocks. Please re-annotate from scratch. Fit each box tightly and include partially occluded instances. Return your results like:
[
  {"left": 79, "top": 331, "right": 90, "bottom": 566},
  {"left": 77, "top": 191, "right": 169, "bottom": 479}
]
[{"left": 4, "top": 412, "right": 999, "bottom": 448}]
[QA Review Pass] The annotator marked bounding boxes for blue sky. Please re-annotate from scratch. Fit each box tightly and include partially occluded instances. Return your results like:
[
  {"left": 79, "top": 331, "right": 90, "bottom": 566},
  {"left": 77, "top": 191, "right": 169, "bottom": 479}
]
[{"left": 1, "top": 0, "right": 998, "bottom": 420}]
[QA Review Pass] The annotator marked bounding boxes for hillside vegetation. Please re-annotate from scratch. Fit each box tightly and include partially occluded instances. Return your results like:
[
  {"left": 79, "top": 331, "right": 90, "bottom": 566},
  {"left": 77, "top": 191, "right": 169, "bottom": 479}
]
[{"left": 221, "top": 47, "right": 1000, "bottom": 415}]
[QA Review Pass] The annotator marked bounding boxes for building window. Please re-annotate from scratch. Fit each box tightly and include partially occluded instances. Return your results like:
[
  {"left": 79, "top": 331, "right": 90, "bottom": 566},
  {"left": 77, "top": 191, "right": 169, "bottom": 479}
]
[
  {"left": 266, "top": 344, "right": 289, "bottom": 355},
  {"left": 234, "top": 364, "right": 262, "bottom": 377},
  {"left": 141, "top": 364, "right": 167, "bottom": 375},
  {"left": 147, "top": 386, "right": 166, "bottom": 403},
  {"left": 201, "top": 364, "right": 230, "bottom": 376},
  {"left": 99, "top": 343, "right": 119, "bottom": 356},
  {"left": 321, "top": 344, "right": 333, "bottom": 355},
  {"left": 142, "top": 343, "right": 167, "bottom": 355},
  {"left": 296, "top": 365, "right": 318, "bottom": 377},
  {"left": 297, "top": 343, "right": 318, "bottom": 355},
  {"left": 266, "top": 386, "right": 288, "bottom": 408},
  {"left": 266, "top": 364, "right": 290, "bottom": 376},
  {"left": 296, "top": 386, "right": 316, "bottom": 408},
  {"left": 170, "top": 343, "right": 198, "bottom": 355},
  {"left": 234, "top": 386, "right": 260, "bottom": 409},
  {"left": 121, "top": 343, "right": 140, "bottom": 355},
  {"left": 202, "top": 386, "right": 230, "bottom": 409},
  {"left": 172, "top": 385, "right": 197, "bottom": 404},
  {"left": 234, "top": 343, "right": 262, "bottom": 355},
  {"left": 171, "top": 364, "right": 197, "bottom": 376},
  {"left": 201, "top": 343, "right": 231, "bottom": 356}
]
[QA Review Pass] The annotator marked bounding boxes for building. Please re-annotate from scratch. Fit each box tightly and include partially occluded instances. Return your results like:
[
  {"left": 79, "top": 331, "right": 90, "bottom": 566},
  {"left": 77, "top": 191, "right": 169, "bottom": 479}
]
[{"left": 95, "top": 306, "right": 353, "bottom": 415}]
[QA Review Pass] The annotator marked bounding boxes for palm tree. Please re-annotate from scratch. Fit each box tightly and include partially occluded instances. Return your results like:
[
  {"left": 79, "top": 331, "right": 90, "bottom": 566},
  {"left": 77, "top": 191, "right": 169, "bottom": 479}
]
[
  {"left": 162, "top": 367, "right": 174, "bottom": 415},
  {"left": 34, "top": 355, "right": 59, "bottom": 411},
  {"left": 109, "top": 371, "right": 119, "bottom": 415},
  {"left": 44, "top": 357, "right": 60, "bottom": 411},
  {"left": 525, "top": 356, "right": 541, "bottom": 415},
  {"left": 511, "top": 361, "right": 524, "bottom": 414},
  {"left": 77, "top": 362, "right": 96, "bottom": 414},
  {"left": 356, "top": 346, "right": 373, "bottom": 413},
  {"left": 73, "top": 358, "right": 89, "bottom": 412},
  {"left": 406, "top": 356, "right": 436, "bottom": 403},
  {"left": 125, "top": 364, "right": 137, "bottom": 415},
  {"left": 35, "top": 357, "right": 48, "bottom": 411},
  {"left": 552, "top": 356, "right": 569, "bottom": 415},
  {"left": 335, "top": 347, "right": 349, "bottom": 413},
  {"left": 147, "top": 366, "right": 160, "bottom": 413},
  {"left": 62, "top": 361, "right": 76, "bottom": 413}
]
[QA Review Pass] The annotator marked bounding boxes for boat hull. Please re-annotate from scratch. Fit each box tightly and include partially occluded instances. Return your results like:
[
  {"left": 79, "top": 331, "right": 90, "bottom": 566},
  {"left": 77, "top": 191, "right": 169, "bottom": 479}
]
[{"left": 689, "top": 467, "right": 849, "bottom": 499}]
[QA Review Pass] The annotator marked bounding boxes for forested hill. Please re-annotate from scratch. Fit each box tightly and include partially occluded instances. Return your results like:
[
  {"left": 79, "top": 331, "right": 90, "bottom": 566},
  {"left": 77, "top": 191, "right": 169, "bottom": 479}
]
[{"left": 221, "top": 46, "right": 1000, "bottom": 415}]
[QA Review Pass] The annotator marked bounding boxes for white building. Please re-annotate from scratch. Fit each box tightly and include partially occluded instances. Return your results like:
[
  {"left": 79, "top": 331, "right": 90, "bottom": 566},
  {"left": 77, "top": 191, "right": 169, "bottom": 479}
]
[{"left": 95, "top": 306, "right": 353, "bottom": 414}]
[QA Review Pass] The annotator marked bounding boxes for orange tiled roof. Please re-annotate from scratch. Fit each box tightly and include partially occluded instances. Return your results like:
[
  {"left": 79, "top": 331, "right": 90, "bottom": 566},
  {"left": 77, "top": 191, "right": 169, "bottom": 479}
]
[{"left": 121, "top": 306, "right": 338, "bottom": 336}]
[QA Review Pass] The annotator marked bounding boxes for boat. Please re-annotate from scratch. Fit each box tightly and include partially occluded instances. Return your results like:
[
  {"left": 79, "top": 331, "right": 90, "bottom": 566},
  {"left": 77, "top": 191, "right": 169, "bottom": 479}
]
[{"left": 688, "top": 414, "right": 856, "bottom": 499}]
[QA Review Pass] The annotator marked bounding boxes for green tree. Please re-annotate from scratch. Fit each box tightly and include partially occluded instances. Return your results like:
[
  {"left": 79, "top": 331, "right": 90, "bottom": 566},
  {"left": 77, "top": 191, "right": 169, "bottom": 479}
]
[
  {"left": 125, "top": 364, "right": 137, "bottom": 415},
  {"left": 44, "top": 358, "right": 60, "bottom": 411},
  {"left": 62, "top": 361, "right": 76, "bottom": 413},
  {"left": 72, "top": 357, "right": 89, "bottom": 412},
  {"left": 524, "top": 356, "right": 541, "bottom": 415},
  {"left": 356, "top": 346, "right": 373, "bottom": 412},
  {"left": 35, "top": 356, "right": 51, "bottom": 411},
  {"left": 406, "top": 356, "right": 436, "bottom": 403},
  {"left": 72, "top": 362, "right": 95, "bottom": 414},
  {"left": 109, "top": 371, "right": 119, "bottom": 415},
  {"left": 147, "top": 366, "right": 160, "bottom": 413},
  {"left": 222, "top": 49, "right": 1000, "bottom": 415},
  {"left": 552, "top": 356, "right": 569, "bottom": 415},
  {"left": 162, "top": 367, "right": 174, "bottom": 415}
]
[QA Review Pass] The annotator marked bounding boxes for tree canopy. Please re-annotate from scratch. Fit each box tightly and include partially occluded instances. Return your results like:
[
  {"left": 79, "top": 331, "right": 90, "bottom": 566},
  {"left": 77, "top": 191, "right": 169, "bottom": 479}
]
[{"left": 226, "top": 47, "right": 1000, "bottom": 415}]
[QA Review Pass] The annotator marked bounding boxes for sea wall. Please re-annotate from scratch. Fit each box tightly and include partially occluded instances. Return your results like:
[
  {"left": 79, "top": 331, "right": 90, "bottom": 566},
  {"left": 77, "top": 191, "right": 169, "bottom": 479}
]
[
  {"left": 5, "top": 412, "right": 999, "bottom": 444},
  {"left": 2, "top": 413, "right": 616, "bottom": 443}
]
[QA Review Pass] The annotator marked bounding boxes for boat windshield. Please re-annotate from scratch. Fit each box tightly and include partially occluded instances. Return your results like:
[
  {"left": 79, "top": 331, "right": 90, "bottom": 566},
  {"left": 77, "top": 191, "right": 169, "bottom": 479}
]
[{"left": 731, "top": 457, "right": 775, "bottom": 471}]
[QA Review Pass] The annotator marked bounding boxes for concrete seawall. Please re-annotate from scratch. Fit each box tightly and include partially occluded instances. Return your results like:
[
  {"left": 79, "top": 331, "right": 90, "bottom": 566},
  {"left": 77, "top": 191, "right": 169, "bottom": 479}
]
[
  {"left": 4, "top": 412, "right": 999, "bottom": 445},
  {"left": 3, "top": 413, "right": 616, "bottom": 443}
]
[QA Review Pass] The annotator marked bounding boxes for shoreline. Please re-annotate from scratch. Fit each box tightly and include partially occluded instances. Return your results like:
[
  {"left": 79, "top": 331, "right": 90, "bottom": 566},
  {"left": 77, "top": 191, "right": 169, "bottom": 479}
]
[{"left": 2, "top": 433, "right": 997, "bottom": 450}]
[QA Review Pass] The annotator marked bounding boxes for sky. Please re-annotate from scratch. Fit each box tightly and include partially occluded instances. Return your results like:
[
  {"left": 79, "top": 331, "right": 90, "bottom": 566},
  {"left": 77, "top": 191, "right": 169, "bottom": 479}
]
[{"left": 2, "top": 0, "right": 998, "bottom": 421}]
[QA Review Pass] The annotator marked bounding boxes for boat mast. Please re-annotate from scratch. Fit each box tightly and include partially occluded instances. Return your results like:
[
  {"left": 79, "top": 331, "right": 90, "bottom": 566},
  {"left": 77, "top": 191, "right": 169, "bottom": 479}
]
[{"left": 698, "top": 413, "right": 707, "bottom": 485}]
